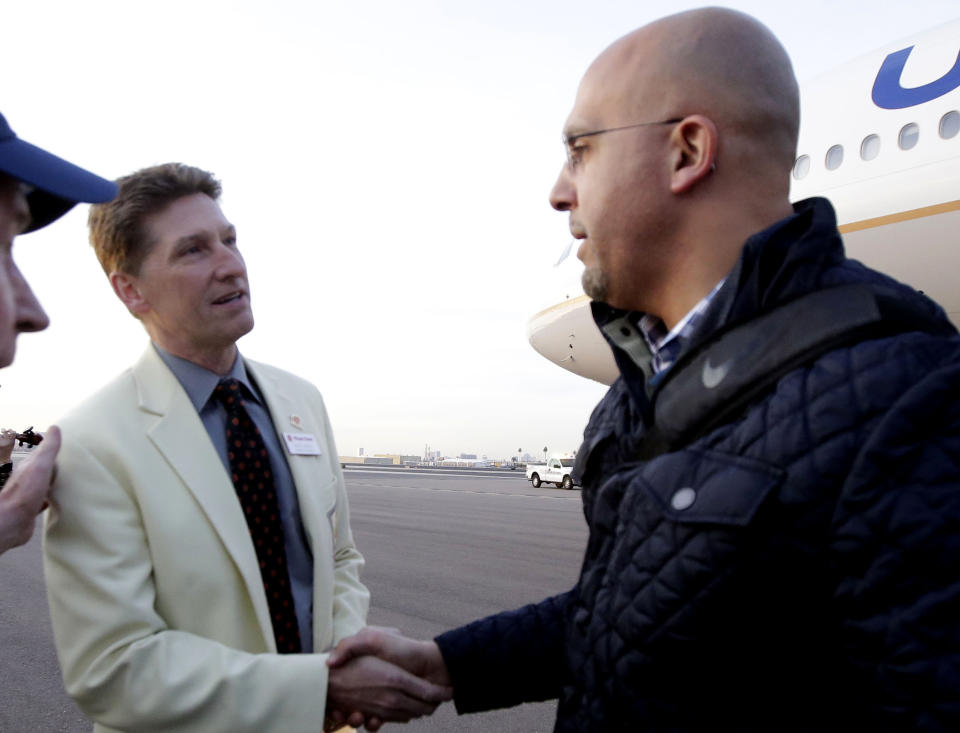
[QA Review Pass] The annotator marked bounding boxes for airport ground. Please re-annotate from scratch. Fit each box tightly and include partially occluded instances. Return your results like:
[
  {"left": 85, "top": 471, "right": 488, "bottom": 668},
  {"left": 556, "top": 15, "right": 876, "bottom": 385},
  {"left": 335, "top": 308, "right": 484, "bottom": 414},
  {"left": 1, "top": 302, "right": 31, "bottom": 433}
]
[{"left": 0, "top": 465, "right": 588, "bottom": 732}]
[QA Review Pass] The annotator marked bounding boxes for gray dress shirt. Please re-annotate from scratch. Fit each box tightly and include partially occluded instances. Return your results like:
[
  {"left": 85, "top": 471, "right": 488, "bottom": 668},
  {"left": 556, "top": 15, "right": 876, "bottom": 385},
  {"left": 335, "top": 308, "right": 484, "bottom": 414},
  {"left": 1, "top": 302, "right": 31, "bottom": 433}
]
[{"left": 154, "top": 344, "right": 315, "bottom": 652}]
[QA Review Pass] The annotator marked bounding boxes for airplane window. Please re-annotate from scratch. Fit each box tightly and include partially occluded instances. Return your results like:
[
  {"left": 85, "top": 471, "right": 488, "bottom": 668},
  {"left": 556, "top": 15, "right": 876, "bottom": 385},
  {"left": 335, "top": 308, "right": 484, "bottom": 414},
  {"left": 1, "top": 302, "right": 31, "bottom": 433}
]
[
  {"left": 825, "top": 145, "right": 843, "bottom": 171},
  {"left": 792, "top": 154, "right": 810, "bottom": 179},
  {"left": 941, "top": 111, "right": 960, "bottom": 139},
  {"left": 899, "top": 123, "right": 919, "bottom": 150},
  {"left": 860, "top": 134, "right": 881, "bottom": 161}
]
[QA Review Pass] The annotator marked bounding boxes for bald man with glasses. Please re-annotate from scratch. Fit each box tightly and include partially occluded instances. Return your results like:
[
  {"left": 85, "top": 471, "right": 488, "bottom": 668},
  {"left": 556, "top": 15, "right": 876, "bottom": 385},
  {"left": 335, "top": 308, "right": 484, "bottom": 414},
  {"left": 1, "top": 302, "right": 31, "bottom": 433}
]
[{"left": 327, "top": 8, "right": 960, "bottom": 732}]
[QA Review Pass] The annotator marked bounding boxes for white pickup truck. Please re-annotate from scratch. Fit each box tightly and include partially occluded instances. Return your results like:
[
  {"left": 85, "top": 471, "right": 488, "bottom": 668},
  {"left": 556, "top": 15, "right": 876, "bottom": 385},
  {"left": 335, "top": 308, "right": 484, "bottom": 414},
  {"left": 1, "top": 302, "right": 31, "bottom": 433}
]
[{"left": 526, "top": 457, "right": 577, "bottom": 490}]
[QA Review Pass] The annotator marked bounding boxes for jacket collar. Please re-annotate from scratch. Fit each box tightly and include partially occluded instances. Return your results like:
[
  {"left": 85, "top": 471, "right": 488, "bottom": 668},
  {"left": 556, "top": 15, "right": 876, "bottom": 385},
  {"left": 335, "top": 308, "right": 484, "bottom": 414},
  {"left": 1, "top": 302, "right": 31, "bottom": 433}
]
[{"left": 592, "top": 197, "right": 844, "bottom": 407}]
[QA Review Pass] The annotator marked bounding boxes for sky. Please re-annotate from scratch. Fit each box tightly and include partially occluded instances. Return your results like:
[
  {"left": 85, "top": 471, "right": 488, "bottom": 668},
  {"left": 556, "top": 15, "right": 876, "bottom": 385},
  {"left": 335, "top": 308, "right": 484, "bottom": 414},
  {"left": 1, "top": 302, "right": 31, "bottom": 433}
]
[{"left": 0, "top": 0, "right": 957, "bottom": 460}]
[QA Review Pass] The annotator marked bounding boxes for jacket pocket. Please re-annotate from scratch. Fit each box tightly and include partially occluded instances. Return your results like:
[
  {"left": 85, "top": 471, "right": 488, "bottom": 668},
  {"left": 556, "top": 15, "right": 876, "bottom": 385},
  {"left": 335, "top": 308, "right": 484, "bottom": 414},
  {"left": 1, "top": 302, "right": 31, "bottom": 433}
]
[
  {"left": 586, "top": 450, "right": 786, "bottom": 653},
  {"left": 638, "top": 448, "right": 784, "bottom": 526}
]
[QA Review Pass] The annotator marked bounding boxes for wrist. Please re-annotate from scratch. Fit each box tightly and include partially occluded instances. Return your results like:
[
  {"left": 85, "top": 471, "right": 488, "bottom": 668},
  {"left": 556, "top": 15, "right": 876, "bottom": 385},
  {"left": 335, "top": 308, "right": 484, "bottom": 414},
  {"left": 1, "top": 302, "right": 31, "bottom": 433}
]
[{"left": 423, "top": 641, "right": 452, "bottom": 688}]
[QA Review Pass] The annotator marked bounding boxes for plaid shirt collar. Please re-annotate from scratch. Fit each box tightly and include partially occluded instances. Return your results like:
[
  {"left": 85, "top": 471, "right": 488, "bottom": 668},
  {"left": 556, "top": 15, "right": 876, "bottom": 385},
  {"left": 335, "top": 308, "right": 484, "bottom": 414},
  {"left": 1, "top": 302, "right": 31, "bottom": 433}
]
[{"left": 636, "top": 278, "right": 726, "bottom": 375}]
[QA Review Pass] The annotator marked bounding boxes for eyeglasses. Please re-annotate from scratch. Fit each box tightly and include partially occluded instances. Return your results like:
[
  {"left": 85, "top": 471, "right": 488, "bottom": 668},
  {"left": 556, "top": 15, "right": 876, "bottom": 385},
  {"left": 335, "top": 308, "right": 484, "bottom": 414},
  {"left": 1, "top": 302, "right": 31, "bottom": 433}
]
[{"left": 563, "top": 117, "right": 683, "bottom": 167}]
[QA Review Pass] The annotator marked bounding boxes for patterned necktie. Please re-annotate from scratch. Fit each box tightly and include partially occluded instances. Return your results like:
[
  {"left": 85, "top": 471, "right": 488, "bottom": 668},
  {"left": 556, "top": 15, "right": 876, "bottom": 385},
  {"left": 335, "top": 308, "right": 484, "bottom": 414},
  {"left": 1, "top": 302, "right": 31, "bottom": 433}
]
[{"left": 212, "top": 378, "right": 302, "bottom": 654}]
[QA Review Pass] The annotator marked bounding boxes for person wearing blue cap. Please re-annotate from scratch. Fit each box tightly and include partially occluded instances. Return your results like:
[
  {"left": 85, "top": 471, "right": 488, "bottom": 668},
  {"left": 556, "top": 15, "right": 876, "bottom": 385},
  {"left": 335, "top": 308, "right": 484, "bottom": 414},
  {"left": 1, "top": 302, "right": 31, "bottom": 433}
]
[{"left": 0, "top": 110, "right": 115, "bottom": 556}]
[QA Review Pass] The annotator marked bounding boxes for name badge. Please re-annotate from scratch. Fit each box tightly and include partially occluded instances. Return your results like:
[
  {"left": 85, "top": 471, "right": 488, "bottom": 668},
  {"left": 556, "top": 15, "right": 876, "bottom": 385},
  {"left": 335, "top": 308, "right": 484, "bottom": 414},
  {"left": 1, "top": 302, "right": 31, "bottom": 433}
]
[{"left": 282, "top": 432, "right": 322, "bottom": 456}]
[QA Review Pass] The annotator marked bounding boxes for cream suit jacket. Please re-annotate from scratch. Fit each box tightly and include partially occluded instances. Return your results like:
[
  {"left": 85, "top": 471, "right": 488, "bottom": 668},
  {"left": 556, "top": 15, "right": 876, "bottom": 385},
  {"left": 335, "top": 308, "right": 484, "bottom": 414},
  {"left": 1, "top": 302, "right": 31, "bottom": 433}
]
[{"left": 43, "top": 346, "right": 369, "bottom": 733}]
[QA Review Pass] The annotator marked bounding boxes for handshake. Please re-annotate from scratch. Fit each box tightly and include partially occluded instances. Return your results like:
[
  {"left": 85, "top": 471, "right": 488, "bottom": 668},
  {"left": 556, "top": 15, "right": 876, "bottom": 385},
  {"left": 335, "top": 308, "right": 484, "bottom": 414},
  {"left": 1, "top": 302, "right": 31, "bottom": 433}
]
[{"left": 325, "top": 627, "right": 454, "bottom": 731}]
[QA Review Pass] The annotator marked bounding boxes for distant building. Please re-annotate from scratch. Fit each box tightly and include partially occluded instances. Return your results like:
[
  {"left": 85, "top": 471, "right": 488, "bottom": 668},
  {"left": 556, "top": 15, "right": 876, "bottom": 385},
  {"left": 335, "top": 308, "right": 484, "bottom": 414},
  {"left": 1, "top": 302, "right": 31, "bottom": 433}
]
[
  {"left": 439, "top": 456, "right": 493, "bottom": 468},
  {"left": 364, "top": 456, "right": 394, "bottom": 466},
  {"left": 340, "top": 449, "right": 412, "bottom": 466},
  {"left": 373, "top": 453, "right": 420, "bottom": 465}
]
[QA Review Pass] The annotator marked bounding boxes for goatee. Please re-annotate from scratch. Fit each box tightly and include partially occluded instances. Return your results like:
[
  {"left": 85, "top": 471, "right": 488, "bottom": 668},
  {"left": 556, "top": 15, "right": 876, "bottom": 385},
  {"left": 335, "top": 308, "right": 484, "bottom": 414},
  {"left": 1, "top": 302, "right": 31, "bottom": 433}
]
[{"left": 582, "top": 266, "right": 610, "bottom": 303}]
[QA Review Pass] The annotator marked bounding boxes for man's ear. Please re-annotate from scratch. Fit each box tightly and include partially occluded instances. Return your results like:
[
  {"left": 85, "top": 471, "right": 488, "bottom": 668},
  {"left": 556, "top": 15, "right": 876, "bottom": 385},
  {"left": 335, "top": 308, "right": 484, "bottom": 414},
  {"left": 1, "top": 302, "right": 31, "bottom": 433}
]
[
  {"left": 669, "top": 115, "right": 718, "bottom": 194},
  {"left": 109, "top": 271, "right": 150, "bottom": 316}
]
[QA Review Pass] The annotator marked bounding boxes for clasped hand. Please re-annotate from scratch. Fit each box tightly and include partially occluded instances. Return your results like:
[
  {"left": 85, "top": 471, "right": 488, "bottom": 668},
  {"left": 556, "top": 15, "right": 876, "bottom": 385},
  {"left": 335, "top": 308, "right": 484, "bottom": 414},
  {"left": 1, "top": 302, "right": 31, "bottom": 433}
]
[
  {"left": 326, "top": 626, "right": 452, "bottom": 731},
  {"left": 0, "top": 427, "right": 17, "bottom": 463},
  {"left": 0, "top": 425, "right": 60, "bottom": 555}
]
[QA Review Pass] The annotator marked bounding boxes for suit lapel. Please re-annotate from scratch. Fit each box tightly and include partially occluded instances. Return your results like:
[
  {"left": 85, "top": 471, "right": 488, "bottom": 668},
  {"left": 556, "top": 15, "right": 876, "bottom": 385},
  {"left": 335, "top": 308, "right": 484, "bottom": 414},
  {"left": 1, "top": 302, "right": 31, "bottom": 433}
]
[
  {"left": 132, "top": 346, "right": 276, "bottom": 649},
  {"left": 245, "top": 361, "right": 328, "bottom": 551}
]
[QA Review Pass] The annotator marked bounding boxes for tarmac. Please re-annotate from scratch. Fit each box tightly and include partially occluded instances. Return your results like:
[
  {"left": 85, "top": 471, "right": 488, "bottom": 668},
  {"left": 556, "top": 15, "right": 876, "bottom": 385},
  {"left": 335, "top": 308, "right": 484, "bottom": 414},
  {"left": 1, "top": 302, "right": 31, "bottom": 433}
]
[{"left": 0, "top": 465, "right": 587, "bottom": 732}]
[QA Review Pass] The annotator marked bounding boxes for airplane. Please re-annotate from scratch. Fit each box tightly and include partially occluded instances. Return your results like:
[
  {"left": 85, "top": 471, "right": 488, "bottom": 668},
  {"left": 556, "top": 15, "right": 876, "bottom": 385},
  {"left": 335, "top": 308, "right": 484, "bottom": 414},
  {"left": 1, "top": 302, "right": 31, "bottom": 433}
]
[{"left": 528, "top": 18, "right": 960, "bottom": 386}]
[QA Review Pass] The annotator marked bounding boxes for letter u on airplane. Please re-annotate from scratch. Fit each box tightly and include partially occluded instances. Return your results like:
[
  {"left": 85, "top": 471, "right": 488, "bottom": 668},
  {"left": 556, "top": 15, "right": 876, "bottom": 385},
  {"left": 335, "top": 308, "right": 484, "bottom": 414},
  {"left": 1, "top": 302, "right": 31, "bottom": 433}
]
[{"left": 872, "top": 45, "right": 960, "bottom": 109}]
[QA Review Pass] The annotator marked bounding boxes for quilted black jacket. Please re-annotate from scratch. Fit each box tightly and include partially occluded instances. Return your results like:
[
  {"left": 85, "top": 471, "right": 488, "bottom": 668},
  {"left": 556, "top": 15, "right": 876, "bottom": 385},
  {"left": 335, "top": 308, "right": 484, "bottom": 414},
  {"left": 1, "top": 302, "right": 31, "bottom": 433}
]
[{"left": 436, "top": 198, "right": 960, "bottom": 731}]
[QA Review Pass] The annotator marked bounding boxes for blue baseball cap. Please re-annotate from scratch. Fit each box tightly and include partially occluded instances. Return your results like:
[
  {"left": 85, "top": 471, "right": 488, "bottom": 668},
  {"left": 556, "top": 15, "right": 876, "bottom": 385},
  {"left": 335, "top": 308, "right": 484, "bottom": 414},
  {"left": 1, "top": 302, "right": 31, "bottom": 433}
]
[{"left": 0, "top": 111, "right": 117, "bottom": 233}]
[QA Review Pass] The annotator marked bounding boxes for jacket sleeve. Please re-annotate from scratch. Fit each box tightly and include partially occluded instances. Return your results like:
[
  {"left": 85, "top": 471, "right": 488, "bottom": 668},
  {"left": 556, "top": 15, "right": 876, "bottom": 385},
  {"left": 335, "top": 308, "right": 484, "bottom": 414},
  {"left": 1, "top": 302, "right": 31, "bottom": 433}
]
[
  {"left": 43, "top": 436, "right": 331, "bottom": 733},
  {"left": 435, "top": 589, "right": 573, "bottom": 714},
  {"left": 833, "top": 360, "right": 960, "bottom": 730}
]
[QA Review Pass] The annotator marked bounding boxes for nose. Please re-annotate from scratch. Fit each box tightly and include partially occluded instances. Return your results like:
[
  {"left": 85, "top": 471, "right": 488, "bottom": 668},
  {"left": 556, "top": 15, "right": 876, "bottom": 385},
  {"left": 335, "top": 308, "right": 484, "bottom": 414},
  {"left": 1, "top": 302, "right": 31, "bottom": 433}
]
[
  {"left": 549, "top": 163, "right": 576, "bottom": 212},
  {"left": 11, "top": 261, "right": 49, "bottom": 334},
  {"left": 214, "top": 240, "right": 246, "bottom": 280}
]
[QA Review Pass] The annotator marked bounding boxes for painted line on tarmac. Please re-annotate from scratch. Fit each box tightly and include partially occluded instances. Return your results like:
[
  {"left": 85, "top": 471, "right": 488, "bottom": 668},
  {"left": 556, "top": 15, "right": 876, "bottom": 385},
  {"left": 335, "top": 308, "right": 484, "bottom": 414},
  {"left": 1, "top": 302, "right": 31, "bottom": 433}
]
[
  {"left": 346, "top": 481, "right": 581, "bottom": 501},
  {"left": 342, "top": 468, "right": 523, "bottom": 479}
]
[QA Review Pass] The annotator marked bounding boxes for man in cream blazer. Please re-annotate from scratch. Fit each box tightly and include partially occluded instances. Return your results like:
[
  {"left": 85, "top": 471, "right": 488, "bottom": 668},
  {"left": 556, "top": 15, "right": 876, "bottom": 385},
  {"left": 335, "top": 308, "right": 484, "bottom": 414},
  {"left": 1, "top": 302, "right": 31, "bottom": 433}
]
[{"left": 43, "top": 163, "right": 449, "bottom": 732}]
